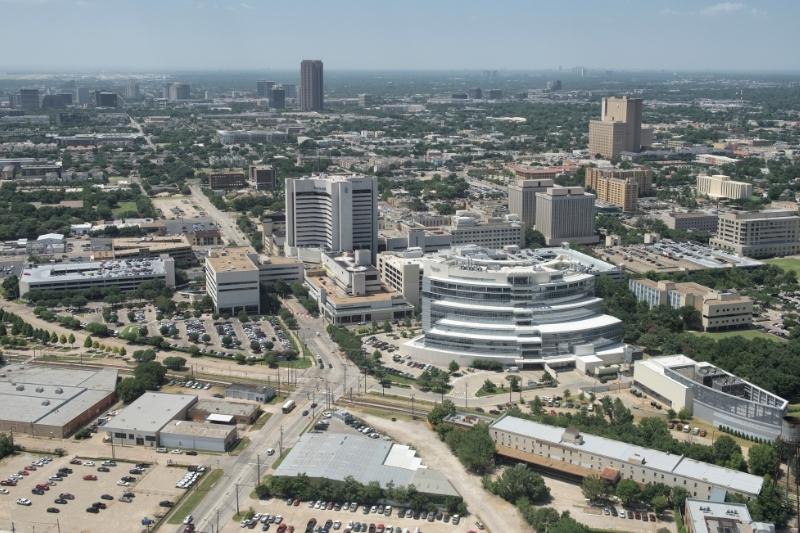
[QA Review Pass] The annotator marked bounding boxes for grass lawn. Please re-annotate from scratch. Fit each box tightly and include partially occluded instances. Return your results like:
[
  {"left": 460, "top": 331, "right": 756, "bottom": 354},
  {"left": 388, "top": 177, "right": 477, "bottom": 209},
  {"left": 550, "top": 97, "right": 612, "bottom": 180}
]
[
  {"left": 271, "top": 447, "right": 291, "bottom": 469},
  {"left": 687, "top": 329, "right": 784, "bottom": 342},
  {"left": 167, "top": 468, "right": 224, "bottom": 524},
  {"left": 766, "top": 256, "right": 800, "bottom": 276},
  {"left": 229, "top": 437, "right": 251, "bottom": 456},
  {"left": 112, "top": 200, "right": 138, "bottom": 217},
  {"left": 251, "top": 412, "right": 272, "bottom": 430}
]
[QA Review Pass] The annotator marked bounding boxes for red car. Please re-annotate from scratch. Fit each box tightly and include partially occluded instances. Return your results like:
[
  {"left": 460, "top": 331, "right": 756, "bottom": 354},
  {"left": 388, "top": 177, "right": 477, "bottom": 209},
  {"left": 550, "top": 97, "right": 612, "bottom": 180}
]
[
  {"left": 82, "top": 475, "right": 97, "bottom": 481},
  {"left": 35, "top": 484, "right": 50, "bottom": 491},
  {"left": 24, "top": 466, "right": 37, "bottom": 471},
  {"left": 0, "top": 480, "right": 15, "bottom": 486}
]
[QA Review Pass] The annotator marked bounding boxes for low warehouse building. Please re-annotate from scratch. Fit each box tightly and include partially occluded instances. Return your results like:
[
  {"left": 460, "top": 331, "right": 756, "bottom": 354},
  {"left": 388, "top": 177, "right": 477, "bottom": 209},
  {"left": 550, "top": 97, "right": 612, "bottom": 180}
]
[
  {"left": 103, "top": 392, "right": 197, "bottom": 447},
  {"left": 159, "top": 420, "right": 238, "bottom": 452},
  {"left": 0, "top": 364, "right": 117, "bottom": 438},
  {"left": 224, "top": 383, "right": 276, "bottom": 403},
  {"left": 189, "top": 398, "right": 260, "bottom": 424}
]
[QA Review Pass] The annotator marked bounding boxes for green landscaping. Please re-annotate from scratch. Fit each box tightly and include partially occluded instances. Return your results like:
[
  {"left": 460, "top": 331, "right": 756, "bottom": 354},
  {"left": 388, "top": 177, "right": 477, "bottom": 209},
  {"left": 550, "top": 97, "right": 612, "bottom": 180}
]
[
  {"left": 251, "top": 412, "right": 272, "bottom": 430},
  {"left": 167, "top": 468, "right": 224, "bottom": 524},
  {"left": 112, "top": 200, "right": 139, "bottom": 217},
  {"left": 229, "top": 436, "right": 250, "bottom": 456},
  {"left": 766, "top": 256, "right": 800, "bottom": 276},
  {"left": 687, "top": 329, "right": 783, "bottom": 342}
]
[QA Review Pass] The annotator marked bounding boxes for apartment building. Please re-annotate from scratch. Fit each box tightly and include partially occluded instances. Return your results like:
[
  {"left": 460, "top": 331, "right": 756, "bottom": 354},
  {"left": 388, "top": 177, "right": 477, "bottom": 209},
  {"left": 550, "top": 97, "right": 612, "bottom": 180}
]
[
  {"left": 489, "top": 415, "right": 763, "bottom": 501},
  {"left": 535, "top": 187, "right": 598, "bottom": 245},
  {"left": 628, "top": 278, "right": 752, "bottom": 331},
  {"left": 696, "top": 174, "right": 753, "bottom": 201},
  {"left": 710, "top": 209, "right": 800, "bottom": 258}
]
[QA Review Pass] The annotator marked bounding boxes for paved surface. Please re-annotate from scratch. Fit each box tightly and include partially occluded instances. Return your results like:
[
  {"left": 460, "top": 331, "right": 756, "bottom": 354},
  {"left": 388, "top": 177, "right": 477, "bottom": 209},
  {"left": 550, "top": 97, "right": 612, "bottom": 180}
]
[
  {"left": 188, "top": 182, "right": 250, "bottom": 248},
  {"left": 354, "top": 413, "right": 529, "bottom": 533}
]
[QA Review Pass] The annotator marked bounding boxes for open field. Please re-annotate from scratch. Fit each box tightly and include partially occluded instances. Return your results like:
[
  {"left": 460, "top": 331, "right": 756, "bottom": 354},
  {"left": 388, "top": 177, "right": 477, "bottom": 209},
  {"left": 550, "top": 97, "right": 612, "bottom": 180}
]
[
  {"left": 112, "top": 201, "right": 138, "bottom": 217},
  {"left": 766, "top": 256, "right": 800, "bottom": 276},
  {"left": 0, "top": 451, "right": 185, "bottom": 533},
  {"left": 687, "top": 329, "right": 783, "bottom": 342}
]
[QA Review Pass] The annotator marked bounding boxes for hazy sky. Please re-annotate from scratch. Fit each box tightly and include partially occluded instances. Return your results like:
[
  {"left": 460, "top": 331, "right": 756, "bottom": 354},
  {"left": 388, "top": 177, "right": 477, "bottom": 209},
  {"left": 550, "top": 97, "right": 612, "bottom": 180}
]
[{"left": 2, "top": 0, "right": 798, "bottom": 72}]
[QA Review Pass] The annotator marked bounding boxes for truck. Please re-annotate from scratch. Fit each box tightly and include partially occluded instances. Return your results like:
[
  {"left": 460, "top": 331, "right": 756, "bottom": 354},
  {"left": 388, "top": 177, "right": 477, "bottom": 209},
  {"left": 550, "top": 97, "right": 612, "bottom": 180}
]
[{"left": 281, "top": 400, "right": 296, "bottom": 414}]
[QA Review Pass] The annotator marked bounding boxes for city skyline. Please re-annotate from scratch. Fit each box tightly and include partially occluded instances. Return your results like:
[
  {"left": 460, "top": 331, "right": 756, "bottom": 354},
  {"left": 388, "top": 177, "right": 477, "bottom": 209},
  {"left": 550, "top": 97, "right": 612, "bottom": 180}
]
[{"left": 0, "top": 0, "right": 798, "bottom": 72}]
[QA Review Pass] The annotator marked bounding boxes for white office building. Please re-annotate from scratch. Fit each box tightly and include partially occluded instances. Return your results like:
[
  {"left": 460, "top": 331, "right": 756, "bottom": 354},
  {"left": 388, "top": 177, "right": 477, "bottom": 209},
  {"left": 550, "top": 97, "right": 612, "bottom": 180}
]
[
  {"left": 285, "top": 174, "right": 378, "bottom": 263},
  {"left": 696, "top": 174, "right": 753, "bottom": 201},
  {"left": 404, "top": 245, "right": 624, "bottom": 368}
]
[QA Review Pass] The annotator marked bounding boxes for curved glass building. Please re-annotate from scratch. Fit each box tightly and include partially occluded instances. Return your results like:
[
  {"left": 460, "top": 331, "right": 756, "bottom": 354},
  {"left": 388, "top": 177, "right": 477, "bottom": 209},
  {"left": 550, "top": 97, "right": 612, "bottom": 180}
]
[{"left": 407, "top": 246, "right": 624, "bottom": 366}]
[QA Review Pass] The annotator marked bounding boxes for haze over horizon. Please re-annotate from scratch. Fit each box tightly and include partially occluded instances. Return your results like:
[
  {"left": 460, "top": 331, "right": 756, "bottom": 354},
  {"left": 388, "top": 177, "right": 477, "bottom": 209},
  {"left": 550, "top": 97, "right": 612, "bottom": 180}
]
[{"left": 2, "top": 0, "right": 798, "bottom": 72}]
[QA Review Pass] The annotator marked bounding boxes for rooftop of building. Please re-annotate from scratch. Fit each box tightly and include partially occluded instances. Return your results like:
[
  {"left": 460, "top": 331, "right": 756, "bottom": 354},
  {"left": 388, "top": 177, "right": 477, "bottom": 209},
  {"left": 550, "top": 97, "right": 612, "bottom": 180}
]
[
  {"left": 103, "top": 393, "right": 197, "bottom": 434},
  {"left": 684, "top": 499, "right": 762, "bottom": 533},
  {"left": 191, "top": 398, "right": 259, "bottom": 418},
  {"left": 22, "top": 257, "right": 169, "bottom": 284},
  {"left": 490, "top": 415, "right": 763, "bottom": 496},
  {"left": 160, "top": 419, "right": 236, "bottom": 438},
  {"left": 601, "top": 239, "right": 763, "bottom": 272},
  {"left": 206, "top": 248, "right": 258, "bottom": 273},
  {"left": 665, "top": 211, "right": 717, "bottom": 219},
  {"left": 720, "top": 209, "right": 800, "bottom": 221},
  {"left": 306, "top": 274, "right": 400, "bottom": 305},
  {"left": 274, "top": 432, "right": 458, "bottom": 497}
]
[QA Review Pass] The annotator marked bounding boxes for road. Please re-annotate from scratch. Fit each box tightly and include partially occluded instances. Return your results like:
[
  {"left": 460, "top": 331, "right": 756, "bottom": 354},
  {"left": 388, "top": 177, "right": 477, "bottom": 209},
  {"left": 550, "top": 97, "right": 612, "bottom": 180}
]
[
  {"left": 129, "top": 115, "right": 156, "bottom": 150},
  {"left": 184, "top": 302, "right": 348, "bottom": 533},
  {"left": 188, "top": 182, "right": 251, "bottom": 248}
]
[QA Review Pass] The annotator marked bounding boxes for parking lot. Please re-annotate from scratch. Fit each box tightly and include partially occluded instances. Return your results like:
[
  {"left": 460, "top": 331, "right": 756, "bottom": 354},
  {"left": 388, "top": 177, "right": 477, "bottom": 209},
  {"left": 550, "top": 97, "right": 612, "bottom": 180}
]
[
  {"left": 0, "top": 452, "right": 187, "bottom": 533},
  {"left": 224, "top": 499, "right": 479, "bottom": 533},
  {"left": 152, "top": 196, "right": 206, "bottom": 219}
]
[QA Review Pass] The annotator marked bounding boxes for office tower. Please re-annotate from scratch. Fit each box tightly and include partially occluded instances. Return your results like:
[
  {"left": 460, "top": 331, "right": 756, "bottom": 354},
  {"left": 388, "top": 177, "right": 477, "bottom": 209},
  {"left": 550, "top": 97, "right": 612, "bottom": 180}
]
[
  {"left": 167, "top": 83, "right": 190, "bottom": 101},
  {"left": 535, "top": 187, "right": 598, "bottom": 245},
  {"left": 256, "top": 80, "right": 275, "bottom": 98},
  {"left": 300, "top": 59, "right": 324, "bottom": 112},
  {"left": 94, "top": 92, "right": 119, "bottom": 108},
  {"left": 588, "top": 96, "right": 644, "bottom": 159},
  {"left": 249, "top": 164, "right": 275, "bottom": 191},
  {"left": 283, "top": 84, "right": 297, "bottom": 99},
  {"left": 486, "top": 89, "right": 503, "bottom": 99},
  {"left": 358, "top": 93, "right": 375, "bottom": 107},
  {"left": 76, "top": 87, "right": 91, "bottom": 105},
  {"left": 508, "top": 178, "right": 555, "bottom": 229},
  {"left": 125, "top": 80, "right": 140, "bottom": 99},
  {"left": 546, "top": 80, "right": 562, "bottom": 91},
  {"left": 467, "top": 88, "right": 483, "bottom": 99},
  {"left": 285, "top": 174, "right": 378, "bottom": 262},
  {"left": 710, "top": 210, "right": 800, "bottom": 258},
  {"left": 41, "top": 93, "right": 72, "bottom": 109},
  {"left": 19, "top": 89, "right": 40, "bottom": 111},
  {"left": 270, "top": 86, "right": 286, "bottom": 109}
]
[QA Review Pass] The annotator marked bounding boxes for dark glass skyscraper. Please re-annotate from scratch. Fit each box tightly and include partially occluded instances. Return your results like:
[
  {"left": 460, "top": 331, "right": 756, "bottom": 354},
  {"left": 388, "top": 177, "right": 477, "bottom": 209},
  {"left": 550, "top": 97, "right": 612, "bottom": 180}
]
[{"left": 300, "top": 59, "right": 323, "bottom": 112}]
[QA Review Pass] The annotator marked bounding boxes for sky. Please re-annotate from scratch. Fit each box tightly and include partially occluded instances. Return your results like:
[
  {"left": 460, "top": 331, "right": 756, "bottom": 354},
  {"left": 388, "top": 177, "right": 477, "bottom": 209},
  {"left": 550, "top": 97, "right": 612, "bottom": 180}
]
[{"left": 1, "top": 0, "right": 798, "bottom": 72}]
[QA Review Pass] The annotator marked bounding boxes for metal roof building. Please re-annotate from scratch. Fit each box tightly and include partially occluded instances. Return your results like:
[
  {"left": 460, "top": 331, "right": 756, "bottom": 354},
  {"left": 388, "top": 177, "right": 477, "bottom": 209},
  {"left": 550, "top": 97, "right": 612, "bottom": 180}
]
[
  {"left": 274, "top": 432, "right": 458, "bottom": 497},
  {"left": 103, "top": 392, "right": 197, "bottom": 447}
]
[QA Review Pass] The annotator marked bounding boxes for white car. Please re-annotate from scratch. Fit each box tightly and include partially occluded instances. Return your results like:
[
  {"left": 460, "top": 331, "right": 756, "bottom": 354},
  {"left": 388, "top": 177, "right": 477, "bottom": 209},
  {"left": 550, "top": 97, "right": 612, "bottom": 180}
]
[
  {"left": 0, "top": 488, "right": 9, "bottom": 494},
  {"left": 266, "top": 448, "right": 275, "bottom": 456},
  {"left": 16, "top": 498, "right": 32, "bottom": 506},
  {"left": 183, "top": 515, "right": 193, "bottom": 525},
  {"left": 83, "top": 461, "right": 95, "bottom": 466}
]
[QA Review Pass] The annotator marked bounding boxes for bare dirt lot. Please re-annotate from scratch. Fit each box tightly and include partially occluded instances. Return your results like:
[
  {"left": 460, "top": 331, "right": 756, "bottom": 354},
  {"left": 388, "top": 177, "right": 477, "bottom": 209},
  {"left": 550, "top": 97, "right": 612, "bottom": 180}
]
[{"left": 0, "top": 451, "right": 186, "bottom": 533}]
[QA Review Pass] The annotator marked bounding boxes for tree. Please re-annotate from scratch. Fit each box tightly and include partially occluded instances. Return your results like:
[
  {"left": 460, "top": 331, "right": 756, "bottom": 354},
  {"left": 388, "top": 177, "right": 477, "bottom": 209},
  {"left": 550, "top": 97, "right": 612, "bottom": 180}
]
[
  {"left": 748, "top": 444, "right": 779, "bottom": 476},
  {"left": 677, "top": 407, "right": 691, "bottom": 421},
  {"left": 234, "top": 353, "right": 246, "bottom": 364},
  {"left": 68, "top": 333, "right": 75, "bottom": 346},
  {"left": 487, "top": 464, "right": 550, "bottom": 503},
  {"left": 525, "top": 228, "right": 546, "bottom": 248},
  {"left": 116, "top": 377, "right": 146, "bottom": 403},
  {"left": 119, "top": 347, "right": 126, "bottom": 356},
  {"left": 748, "top": 475, "right": 790, "bottom": 528},
  {"left": 651, "top": 495, "right": 669, "bottom": 516},
  {"left": 59, "top": 334, "right": 67, "bottom": 344},
  {"left": 445, "top": 423, "right": 495, "bottom": 474},
  {"left": 133, "top": 361, "right": 167, "bottom": 390},
  {"left": 2, "top": 275, "right": 19, "bottom": 300},
  {"left": 581, "top": 476, "right": 609, "bottom": 502},
  {"left": 448, "top": 360, "right": 460, "bottom": 374},
  {"left": 427, "top": 400, "right": 456, "bottom": 426},
  {"left": 84, "top": 336, "right": 93, "bottom": 348},
  {"left": 85, "top": 322, "right": 109, "bottom": 336},
  {"left": 237, "top": 310, "right": 249, "bottom": 323},
  {"left": 163, "top": 356, "right": 186, "bottom": 371},
  {"left": 201, "top": 333, "right": 211, "bottom": 343},
  {"left": 250, "top": 339, "right": 261, "bottom": 352},
  {"left": 615, "top": 479, "right": 641, "bottom": 507},
  {"left": 481, "top": 379, "right": 497, "bottom": 394}
]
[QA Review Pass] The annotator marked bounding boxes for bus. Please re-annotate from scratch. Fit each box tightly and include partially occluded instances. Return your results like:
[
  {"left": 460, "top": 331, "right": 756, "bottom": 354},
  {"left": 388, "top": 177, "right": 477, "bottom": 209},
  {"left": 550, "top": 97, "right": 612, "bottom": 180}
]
[{"left": 281, "top": 399, "right": 296, "bottom": 414}]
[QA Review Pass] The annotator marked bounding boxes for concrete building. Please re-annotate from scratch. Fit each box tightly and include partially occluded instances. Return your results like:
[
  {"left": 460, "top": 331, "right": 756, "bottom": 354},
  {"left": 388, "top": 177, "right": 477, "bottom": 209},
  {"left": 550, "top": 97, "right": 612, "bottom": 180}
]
[
  {"left": 90, "top": 235, "right": 194, "bottom": 263},
  {"left": 185, "top": 223, "right": 222, "bottom": 246},
  {"left": 19, "top": 89, "right": 40, "bottom": 111},
  {"left": 104, "top": 392, "right": 197, "bottom": 447},
  {"left": 205, "top": 248, "right": 304, "bottom": 313},
  {"left": 94, "top": 92, "right": 118, "bottom": 108},
  {"left": 633, "top": 355, "right": 788, "bottom": 441},
  {"left": 535, "top": 187, "right": 599, "bottom": 245},
  {"left": 628, "top": 279, "right": 752, "bottom": 331},
  {"left": 189, "top": 399, "right": 260, "bottom": 425},
  {"left": 684, "top": 499, "right": 773, "bottom": 533},
  {"left": 662, "top": 212, "right": 719, "bottom": 233},
  {"left": 249, "top": 164, "right": 275, "bottom": 191},
  {"left": 274, "top": 431, "right": 458, "bottom": 497},
  {"left": 508, "top": 178, "right": 555, "bottom": 229},
  {"left": 256, "top": 80, "right": 275, "bottom": 99},
  {"left": 489, "top": 415, "right": 764, "bottom": 501},
  {"left": 0, "top": 365, "right": 117, "bottom": 438},
  {"left": 305, "top": 251, "right": 414, "bottom": 325},
  {"left": 300, "top": 59, "right": 324, "bottom": 112},
  {"left": 270, "top": 86, "right": 286, "bottom": 109},
  {"left": 381, "top": 213, "right": 523, "bottom": 253},
  {"left": 224, "top": 383, "right": 276, "bottom": 404},
  {"left": 585, "top": 167, "right": 653, "bottom": 196},
  {"left": 158, "top": 420, "right": 237, "bottom": 452},
  {"left": 166, "top": 83, "right": 190, "bottom": 101},
  {"left": 285, "top": 174, "right": 378, "bottom": 263},
  {"left": 588, "top": 96, "right": 644, "bottom": 159},
  {"left": 710, "top": 209, "right": 800, "bottom": 258},
  {"left": 696, "top": 174, "right": 753, "bottom": 201},
  {"left": 376, "top": 249, "right": 424, "bottom": 308},
  {"left": 404, "top": 245, "right": 623, "bottom": 368},
  {"left": 20, "top": 256, "right": 175, "bottom": 297},
  {"left": 206, "top": 169, "right": 247, "bottom": 190}
]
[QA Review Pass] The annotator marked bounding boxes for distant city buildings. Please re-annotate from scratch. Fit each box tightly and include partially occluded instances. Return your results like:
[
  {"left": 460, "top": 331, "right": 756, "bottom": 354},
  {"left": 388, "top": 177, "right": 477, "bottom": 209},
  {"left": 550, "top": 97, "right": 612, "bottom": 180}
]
[
  {"left": 270, "top": 85, "right": 286, "bottom": 109},
  {"left": 535, "top": 186, "right": 598, "bottom": 245},
  {"left": 300, "top": 59, "right": 324, "bottom": 112},
  {"left": 285, "top": 174, "right": 378, "bottom": 263},
  {"left": 165, "top": 82, "right": 190, "bottom": 101},
  {"left": 256, "top": 80, "right": 275, "bottom": 98},
  {"left": 696, "top": 174, "right": 753, "bottom": 200},
  {"left": 588, "top": 96, "right": 650, "bottom": 159},
  {"left": 19, "top": 88, "right": 40, "bottom": 111},
  {"left": 94, "top": 91, "right": 119, "bottom": 108},
  {"left": 710, "top": 209, "right": 800, "bottom": 258},
  {"left": 125, "top": 80, "right": 140, "bottom": 99}
]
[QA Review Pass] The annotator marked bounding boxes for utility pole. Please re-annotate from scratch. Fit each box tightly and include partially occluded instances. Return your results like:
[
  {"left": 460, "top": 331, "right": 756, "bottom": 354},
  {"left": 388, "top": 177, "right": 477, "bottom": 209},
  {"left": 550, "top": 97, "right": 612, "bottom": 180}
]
[
  {"left": 256, "top": 453, "right": 261, "bottom": 482},
  {"left": 411, "top": 394, "right": 415, "bottom": 419},
  {"left": 217, "top": 510, "right": 220, "bottom": 533},
  {"left": 279, "top": 425, "right": 284, "bottom": 455},
  {"left": 465, "top": 382, "right": 468, "bottom": 409},
  {"left": 235, "top": 483, "right": 240, "bottom": 515}
]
